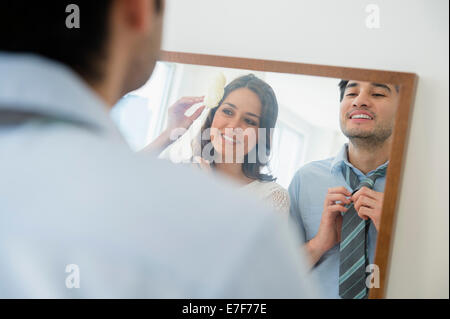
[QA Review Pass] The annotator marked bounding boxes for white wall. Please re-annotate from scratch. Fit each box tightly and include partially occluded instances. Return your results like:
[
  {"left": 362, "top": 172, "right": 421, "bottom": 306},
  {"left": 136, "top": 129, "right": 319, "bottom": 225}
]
[{"left": 162, "top": 0, "right": 449, "bottom": 298}]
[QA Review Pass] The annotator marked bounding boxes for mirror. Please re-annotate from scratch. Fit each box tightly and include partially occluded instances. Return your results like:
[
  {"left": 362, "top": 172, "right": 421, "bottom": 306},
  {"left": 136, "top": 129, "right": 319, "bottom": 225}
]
[{"left": 111, "top": 51, "right": 417, "bottom": 299}]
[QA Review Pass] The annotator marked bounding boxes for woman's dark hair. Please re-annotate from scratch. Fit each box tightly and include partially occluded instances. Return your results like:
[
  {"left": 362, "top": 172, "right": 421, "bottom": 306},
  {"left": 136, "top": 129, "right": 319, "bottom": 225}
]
[{"left": 198, "top": 74, "right": 278, "bottom": 182}]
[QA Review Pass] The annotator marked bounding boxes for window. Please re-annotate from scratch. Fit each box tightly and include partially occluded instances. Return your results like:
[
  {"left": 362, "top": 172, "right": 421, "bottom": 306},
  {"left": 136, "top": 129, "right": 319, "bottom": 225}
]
[
  {"left": 110, "top": 62, "right": 175, "bottom": 151},
  {"left": 268, "top": 122, "right": 305, "bottom": 189}
]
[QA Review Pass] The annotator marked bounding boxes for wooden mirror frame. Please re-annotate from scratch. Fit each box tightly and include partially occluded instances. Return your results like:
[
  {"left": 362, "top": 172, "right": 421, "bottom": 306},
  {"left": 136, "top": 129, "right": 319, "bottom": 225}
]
[{"left": 158, "top": 50, "right": 418, "bottom": 299}]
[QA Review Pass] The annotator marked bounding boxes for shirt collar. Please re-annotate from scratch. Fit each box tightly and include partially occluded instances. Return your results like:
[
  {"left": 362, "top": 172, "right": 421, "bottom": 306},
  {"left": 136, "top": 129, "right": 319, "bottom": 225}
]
[
  {"left": 330, "top": 143, "right": 389, "bottom": 177},
  {"left": 0, "top": 52, "right": 123, "bottom": 141},
  {"left": 330, "top": 144, "right": 351, "bottom": 175}
]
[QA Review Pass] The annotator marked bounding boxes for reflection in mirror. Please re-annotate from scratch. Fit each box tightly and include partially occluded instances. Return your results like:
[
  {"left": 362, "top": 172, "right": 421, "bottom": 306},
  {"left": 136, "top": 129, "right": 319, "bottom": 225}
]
[
  {"left": 111, "top": 61, "right": 400, "bottom": 299},
  {"left": 112, "top": 62, "right": 348, "bottom": 188}
]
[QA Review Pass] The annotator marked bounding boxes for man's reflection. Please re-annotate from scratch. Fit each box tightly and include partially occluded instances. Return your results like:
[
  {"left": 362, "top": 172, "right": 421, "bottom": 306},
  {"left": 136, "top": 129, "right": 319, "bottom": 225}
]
[{"left": 288, "top": 80, "right": 400, "bottom": 299}]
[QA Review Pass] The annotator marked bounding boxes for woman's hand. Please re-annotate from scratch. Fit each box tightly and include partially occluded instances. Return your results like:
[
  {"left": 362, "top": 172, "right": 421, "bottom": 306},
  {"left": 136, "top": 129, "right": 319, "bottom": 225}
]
[
  {"left": 166, "top": 96, "right": 206, "bottom": 133},
  {"left": 143, "top": 96, "right": 205, "bottom": 154},
  {"left": 193, "top": 156, "right": 212, "bottom": 173}
]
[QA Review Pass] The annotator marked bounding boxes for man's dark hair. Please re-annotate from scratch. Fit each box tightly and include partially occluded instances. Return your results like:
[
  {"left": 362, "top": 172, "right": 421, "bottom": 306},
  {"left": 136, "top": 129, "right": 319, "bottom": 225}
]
[
  {"left": 0, "top": 1, "right": 114, "bottom": 81},
  {"left": 338, "top": 80, "right": 400, "bottom": 102},
  {"left": 0, "top": 0, "right": 162, "bottom": 81}
]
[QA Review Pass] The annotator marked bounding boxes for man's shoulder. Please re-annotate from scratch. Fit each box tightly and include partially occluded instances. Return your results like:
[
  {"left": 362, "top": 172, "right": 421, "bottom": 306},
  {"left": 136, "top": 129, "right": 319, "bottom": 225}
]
[
  {"left": 2, "top": 125, "right": 290, "bottom": 296},
  {"left": 2, "top": 123, "right": 275, "bottom": 224}
]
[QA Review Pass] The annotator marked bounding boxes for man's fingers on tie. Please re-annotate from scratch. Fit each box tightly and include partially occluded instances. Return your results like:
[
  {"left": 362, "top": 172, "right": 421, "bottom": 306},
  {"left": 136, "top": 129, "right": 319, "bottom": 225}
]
[
  {"left": 327, "top": 204, "right": 348, "bottom": 215},
  {"left": 364, "top": 196, "right": 377, "bottom": 208},
  {"left": 327, "top": 193, "right": 351, "bottom": 205},
  {"left": 328, "top": 186, "right": 351, "bottom": 196},
  {"left": 357, "top": 206, "right": 372, "bottom": 220},
  {"left": 354, "top": 196, "right": 376, "bottom": 212},
  {"left": 354, "top": 197, "right": 361, "bottom": 212},
  {"left": 336, "top": 214, "right": 343, "bottom": 228},
  {"left": 352, "top": 186, "right": 377, "bottom": 201}
]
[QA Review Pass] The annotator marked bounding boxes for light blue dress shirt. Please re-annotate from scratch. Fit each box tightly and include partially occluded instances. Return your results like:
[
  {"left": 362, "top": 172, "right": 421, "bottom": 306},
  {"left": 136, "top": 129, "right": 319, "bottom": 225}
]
[
  {"left": 0, "top": 52, "right": 318, "bottom": 298},
  {"left": 288, "top": 144, "right": 387, "bottom": 298}
]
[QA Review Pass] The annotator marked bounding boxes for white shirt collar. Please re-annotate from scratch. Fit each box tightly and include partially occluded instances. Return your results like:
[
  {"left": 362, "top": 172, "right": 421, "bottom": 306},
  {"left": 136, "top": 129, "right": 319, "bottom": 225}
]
[{"left": 0, "top": 52, "right": 123, "bottom": 140}]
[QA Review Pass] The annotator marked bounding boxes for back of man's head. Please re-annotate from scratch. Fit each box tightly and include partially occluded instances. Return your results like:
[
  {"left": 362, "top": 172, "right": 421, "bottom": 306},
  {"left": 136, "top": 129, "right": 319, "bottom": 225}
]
[
  {"left": 0, "top": 1, "right": 113, "bottom": 81},
  {"left": 0, "top": 0, "right": 164, "bottom": 98}
]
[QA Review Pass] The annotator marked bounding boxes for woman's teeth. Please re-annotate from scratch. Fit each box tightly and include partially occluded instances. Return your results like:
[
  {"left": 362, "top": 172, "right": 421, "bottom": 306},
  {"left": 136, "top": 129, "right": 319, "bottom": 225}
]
[{"left": 222, "top": 134, "right": 237, "bottom": 144}]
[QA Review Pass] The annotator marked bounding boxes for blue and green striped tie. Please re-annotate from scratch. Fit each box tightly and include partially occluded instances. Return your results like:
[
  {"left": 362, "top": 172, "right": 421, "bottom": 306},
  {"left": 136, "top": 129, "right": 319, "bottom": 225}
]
[{"left": 339, "top": 165, "right": 387, "bottom": 299}]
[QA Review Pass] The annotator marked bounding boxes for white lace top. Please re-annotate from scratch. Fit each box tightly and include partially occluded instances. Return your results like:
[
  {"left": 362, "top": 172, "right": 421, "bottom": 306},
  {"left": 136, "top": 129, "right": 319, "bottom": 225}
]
[{"left": 240, "top": 180, "right": 290, "bottom": 215}]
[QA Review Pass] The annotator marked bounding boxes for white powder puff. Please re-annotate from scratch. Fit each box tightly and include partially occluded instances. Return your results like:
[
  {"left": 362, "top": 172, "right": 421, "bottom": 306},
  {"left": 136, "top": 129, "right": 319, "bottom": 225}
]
[{"left": 204, "top": 72, "right": 226, "bottom": 109}]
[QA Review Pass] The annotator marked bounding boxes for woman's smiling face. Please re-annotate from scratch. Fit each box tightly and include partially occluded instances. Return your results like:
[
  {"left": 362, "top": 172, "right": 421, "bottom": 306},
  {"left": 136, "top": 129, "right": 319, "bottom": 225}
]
[{"left": 210, "top": 88, "right": 262, "bottom": 161}]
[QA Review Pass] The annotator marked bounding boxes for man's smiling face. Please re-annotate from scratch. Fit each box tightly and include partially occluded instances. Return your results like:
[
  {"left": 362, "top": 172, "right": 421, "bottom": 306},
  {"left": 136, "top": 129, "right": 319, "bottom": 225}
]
[{"left": 340, "top": 81, "right": 400, "bottom": 145}]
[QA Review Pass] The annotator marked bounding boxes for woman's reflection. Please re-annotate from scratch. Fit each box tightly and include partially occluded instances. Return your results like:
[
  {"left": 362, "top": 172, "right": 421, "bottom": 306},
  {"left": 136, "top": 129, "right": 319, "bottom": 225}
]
[{"left": 147, "top": 74, "right": 290, "bottom": 214}]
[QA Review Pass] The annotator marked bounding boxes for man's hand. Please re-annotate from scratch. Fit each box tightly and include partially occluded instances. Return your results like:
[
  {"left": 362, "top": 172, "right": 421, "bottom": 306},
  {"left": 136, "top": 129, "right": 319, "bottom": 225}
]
[
  {"left": 306, "top": 186, "right": 351, "bottom": 266},
  {"left": 352, "top": 187, "right": 384, "bottom": 231},
  {"left": 166, "top": 96, "right": 205, "bottom": 133}
]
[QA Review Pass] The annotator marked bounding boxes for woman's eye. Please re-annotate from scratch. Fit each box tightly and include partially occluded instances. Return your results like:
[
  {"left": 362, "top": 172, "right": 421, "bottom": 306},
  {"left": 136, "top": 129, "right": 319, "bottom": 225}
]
[
  {"left": 346, "top": 93, "right": 357, "bottom": 97},
  {"left": 245, "top": 119, "right": 258, "bottom": 126},
  {"left": 222, "top": 109, "right": 233, "bottom": 116}
]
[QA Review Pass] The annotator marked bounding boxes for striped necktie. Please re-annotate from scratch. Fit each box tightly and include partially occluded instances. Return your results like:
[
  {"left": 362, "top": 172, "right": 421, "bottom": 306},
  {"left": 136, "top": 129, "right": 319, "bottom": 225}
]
[{"left": 338, "top": 165, "right": 387, "bottom": 299}]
